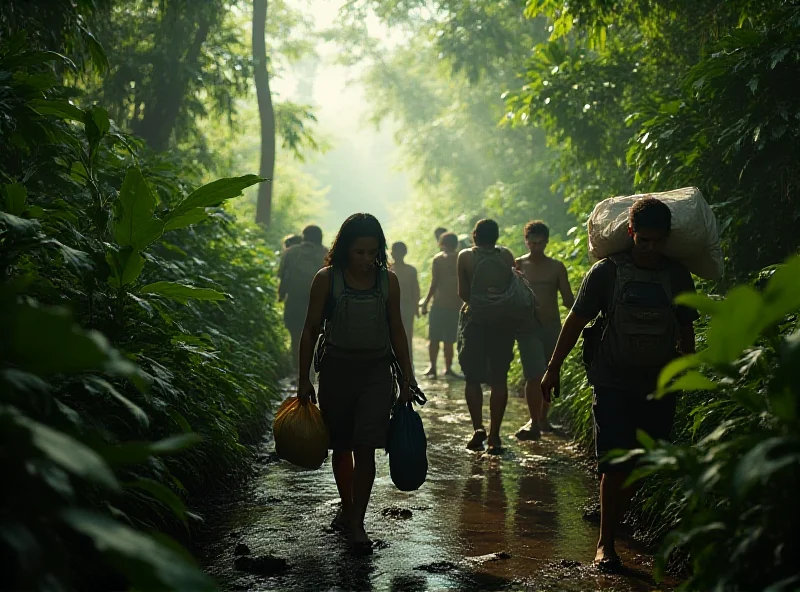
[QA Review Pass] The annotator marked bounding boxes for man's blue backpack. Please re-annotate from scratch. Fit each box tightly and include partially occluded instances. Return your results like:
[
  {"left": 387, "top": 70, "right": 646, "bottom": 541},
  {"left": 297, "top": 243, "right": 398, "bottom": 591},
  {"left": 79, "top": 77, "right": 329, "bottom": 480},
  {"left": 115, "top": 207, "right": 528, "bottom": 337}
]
[{"left": 386, "top": 387, "right": 427, "bottom": 492}]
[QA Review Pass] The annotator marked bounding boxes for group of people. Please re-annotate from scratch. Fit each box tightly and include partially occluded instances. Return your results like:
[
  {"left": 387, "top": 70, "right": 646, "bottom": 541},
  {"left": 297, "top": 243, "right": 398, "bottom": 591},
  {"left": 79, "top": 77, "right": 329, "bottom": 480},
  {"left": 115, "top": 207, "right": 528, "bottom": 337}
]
[{"left": 279, "top": 198, "right": 699, "bottom": 571}]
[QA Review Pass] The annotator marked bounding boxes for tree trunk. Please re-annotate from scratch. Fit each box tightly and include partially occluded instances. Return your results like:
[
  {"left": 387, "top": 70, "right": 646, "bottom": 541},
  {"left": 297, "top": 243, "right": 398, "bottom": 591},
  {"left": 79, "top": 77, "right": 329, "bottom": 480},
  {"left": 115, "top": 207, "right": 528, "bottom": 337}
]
[
  {"left": 133, "top": 5, "right": 213, "bottom": 152},
  {"left": 253, "top": 0, "right": 275, "bottom": 227}
]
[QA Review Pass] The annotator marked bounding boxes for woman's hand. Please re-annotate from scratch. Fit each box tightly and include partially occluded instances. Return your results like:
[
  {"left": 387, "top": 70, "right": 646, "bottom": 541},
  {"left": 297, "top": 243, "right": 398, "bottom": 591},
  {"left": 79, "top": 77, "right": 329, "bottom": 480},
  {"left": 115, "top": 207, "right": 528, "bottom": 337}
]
[
  {"left": 398, "top": 381, "right": 414, "bottom": 404},
  {"left": 298, "top": 378, "right": 317, "bottom": 404}
]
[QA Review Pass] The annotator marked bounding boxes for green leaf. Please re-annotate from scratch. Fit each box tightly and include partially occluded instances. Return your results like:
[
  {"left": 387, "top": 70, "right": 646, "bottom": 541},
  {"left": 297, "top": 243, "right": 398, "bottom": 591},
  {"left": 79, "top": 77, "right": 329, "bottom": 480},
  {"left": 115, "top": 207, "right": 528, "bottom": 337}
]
[
  {"left": 661, "top": 370, "right": 718, "bottom": 394},
  {"left": 168, "top": 409, "right": 193, "bottom": 433},
  {"left": 148, "top": 433, "right": 203, "bottom": 455},
  {"left": 125, "top": 478, "right": 187, "bottom": 525},
  {"left": 113, "top": 169, "right": 163, "bottom": 250},
  {"left": 139, "top": 282, "right": 226, "bottom": 304},
  {"left": 78, "top": 24, "right": 110, "bottom": 74},
  {"left": 657, "top": 353, "right": 702, "bottom": 394},
  {"left": 61, "top": 509, "right": 215, "bottom": 592},
  {"left": 761, "top": 256, "right": 800, "bottom": 327},
  {"left": 163, "top": 208, "right": 209, "bottom": 232},
  {"left": 733, "top": 437, "right": 800, "bottom": 497},
  {"left": 704, "top": 286, "right": 764, "bottom": 365},
  {"left": 674, "top": 292, "right": 720, "bottom": 314},
  {"left": 0, "top": 211, "right": 40, "bottom": 235},
  {"left": 3, "top": 183, "right": 27, "bottom": 215},
  {"left": 29, "top": 98, "right": 85, "bottom": 122},
  {"left": 172, "top": 175, "right": 265, "bottom": 215},
  {"left": 636, "top": 429, "right": 657, "bottom": 449},
  {"left": 92, "top": 107, "right": 110, "bottom": 136},
  {"left": 99, "top": 433, "right": 202, "bottom": 466},
  {"left": 106, "top": 247, "right": 145, "bottom": 288},
  {"left": 4, "top": 50, "right": 76, "bottom": 70},
  {"left": 3, "top": 409, "right": 118, "bottom": 491},
  {"left": 6, "top": 303, "right": 109, "bottom": 374},
  {"left": 84, "top": 377, "right": 149, "bottom": 428}
]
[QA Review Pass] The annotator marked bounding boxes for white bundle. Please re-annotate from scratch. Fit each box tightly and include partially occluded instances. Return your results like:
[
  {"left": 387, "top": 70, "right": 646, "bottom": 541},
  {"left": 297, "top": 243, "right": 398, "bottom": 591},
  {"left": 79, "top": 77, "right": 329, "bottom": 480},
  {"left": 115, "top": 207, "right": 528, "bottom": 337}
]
[{"left": 587, "top": 187, "right": 723, "bottom": 279}]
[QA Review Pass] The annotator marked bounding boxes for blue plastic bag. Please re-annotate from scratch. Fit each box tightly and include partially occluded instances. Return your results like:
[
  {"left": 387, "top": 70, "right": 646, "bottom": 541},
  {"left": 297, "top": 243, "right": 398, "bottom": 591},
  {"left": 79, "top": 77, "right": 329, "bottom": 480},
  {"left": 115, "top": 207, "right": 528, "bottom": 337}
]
[{"left": 386, "top": 390, "right": 428, "bottom": 492}]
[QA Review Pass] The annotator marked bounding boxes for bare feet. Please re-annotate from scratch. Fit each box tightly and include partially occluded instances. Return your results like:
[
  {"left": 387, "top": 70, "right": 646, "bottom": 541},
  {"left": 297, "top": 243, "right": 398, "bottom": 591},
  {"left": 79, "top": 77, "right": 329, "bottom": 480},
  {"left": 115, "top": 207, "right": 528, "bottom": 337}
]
[
  {"left": 330, "top": 508, "right": 349, "bottom": 533},
  {"left": 594, "top": 544, "right": 622, "bottom": 572},
  {"left": 486, "top": 434, "right": 504, "bottom": 454},
  {"left": 347, "top": 523, "right": 373, "bottom": 554},
  {"left": 540, "top": 418, "right": 554, "bottom": 432},
  {"left": 422, "top": 366, "right": 437, "bottom": 378},
  {"left": 444, "top": 368, "right": 462, "bottom": 379},
  {"left": 466, "top": 428, "right": 487, "bottom": 450},
  {"left": 515, "top": 420, "right": 542, "bottom": 441}
]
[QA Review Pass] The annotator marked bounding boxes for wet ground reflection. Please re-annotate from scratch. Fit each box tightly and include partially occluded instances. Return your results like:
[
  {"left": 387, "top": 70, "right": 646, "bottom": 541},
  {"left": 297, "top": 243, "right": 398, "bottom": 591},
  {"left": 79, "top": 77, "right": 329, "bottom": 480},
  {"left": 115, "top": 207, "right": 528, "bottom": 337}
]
[{"left": 199, "top": 348, "right": 672, "bottom": 591}]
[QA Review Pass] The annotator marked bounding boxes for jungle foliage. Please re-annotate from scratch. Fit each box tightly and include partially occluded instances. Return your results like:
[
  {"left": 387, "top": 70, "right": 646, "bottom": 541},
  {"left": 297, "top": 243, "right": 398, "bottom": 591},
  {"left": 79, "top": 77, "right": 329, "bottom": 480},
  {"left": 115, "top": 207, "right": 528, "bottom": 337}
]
[{"left": 0, "top": 1, "right": 305, "bottom": 589}]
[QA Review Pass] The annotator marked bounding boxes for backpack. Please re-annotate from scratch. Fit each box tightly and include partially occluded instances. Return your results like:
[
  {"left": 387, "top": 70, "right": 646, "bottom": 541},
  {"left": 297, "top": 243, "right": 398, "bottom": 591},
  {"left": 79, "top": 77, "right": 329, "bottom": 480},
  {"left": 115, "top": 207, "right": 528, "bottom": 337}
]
[
  {"left": 588, "top": 254, "right": 679, "bottom": 373},
  {"left": 285, "top": 243, "right": 324, "bottom": 298},
  {"left": 468, "top": 247, "right": 536, "bottom": 326},
  {"left": 320, "top": 268, "right": 392, "bottom": 361}
]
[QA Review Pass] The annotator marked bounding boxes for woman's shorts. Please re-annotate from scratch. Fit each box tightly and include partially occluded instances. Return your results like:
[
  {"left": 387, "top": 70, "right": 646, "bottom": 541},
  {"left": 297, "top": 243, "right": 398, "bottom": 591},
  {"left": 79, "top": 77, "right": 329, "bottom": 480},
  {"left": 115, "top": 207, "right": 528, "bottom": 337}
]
[{"left": 317, "top": 356, "right": 394, "bottom": 450}]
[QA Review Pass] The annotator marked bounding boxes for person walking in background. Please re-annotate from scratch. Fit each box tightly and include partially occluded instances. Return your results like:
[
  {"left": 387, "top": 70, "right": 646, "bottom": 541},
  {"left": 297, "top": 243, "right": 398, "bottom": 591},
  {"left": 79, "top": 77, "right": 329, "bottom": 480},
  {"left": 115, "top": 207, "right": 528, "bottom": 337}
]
[
  {"left": 514, "top": 221, "right": 575, "bottom": 440},
  {"left": 457, "top": 219, "right": 519, "bottom": 454},
  {"left": 282, "top": 233, "right": 302, "bottom": 252},
  {"left": 420, "top": 231, "right": 462, "bottom": 378},
  {"left": 390, "top": 241, "right": 421, "bottom": 360},
  {"left": 541, "top": 198, "right": 699, "bottom": 571},
  {"left": 297, "top": 213, "right": 417, "bottom": 553},
  {"left": 278, "top": 225, "right": 327, "bottom": 368}
]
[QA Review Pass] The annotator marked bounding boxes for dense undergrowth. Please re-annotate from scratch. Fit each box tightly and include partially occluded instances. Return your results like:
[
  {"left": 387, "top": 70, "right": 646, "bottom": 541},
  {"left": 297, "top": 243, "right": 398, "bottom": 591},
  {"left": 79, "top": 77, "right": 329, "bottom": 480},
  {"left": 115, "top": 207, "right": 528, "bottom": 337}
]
[
  {"left": 532, "top": 234, "right": 800, "bottom": 589},
  {"left": 0, "top": 35, "right": 287, "bottom": 591}
]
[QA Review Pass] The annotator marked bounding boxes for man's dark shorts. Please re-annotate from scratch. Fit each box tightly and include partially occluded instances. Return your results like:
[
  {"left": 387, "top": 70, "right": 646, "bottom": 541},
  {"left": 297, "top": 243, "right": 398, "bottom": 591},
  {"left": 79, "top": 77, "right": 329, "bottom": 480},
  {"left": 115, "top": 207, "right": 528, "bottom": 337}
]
[
  {"left": 457, "top": 310, "right": 515, "bottom": 385},
  {"left": 592, "top": 386, "right": 676, "bottom": 473},
  {"left": 428, "top": 306, "right": 459, "bottom": 344},
  {"left": 318, "top": 356, "right": 394, "bottom": 451}
]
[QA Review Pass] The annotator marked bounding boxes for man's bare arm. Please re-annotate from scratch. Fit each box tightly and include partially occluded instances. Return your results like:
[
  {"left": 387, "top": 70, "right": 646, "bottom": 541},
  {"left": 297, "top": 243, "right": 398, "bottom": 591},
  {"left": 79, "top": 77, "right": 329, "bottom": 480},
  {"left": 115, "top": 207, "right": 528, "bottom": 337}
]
[
  {"left": 558, "top": 262, "right": 576, "bottom": 310},
  {"left": 547, "top": 311, "right": 592, "bottom": 370},
  {"left": 457, "top": 249, "right": 471, "bottom": 304},
  {"left": 422, "top": 258, "right": 439, "bottom": 310}
]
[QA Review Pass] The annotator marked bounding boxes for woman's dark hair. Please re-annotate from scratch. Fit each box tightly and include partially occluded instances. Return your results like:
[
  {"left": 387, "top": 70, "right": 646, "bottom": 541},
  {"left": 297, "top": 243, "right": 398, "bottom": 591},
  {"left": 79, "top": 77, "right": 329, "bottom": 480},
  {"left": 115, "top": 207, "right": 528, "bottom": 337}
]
[
  {"left": 472, "top": 219, "right": 500, "bottom": 247},
  {"left": 325, "top": 213, "right": 388, "bottom": 269},
  {"left": 629, "top": 197, "right": 672, "bottom": 233}
]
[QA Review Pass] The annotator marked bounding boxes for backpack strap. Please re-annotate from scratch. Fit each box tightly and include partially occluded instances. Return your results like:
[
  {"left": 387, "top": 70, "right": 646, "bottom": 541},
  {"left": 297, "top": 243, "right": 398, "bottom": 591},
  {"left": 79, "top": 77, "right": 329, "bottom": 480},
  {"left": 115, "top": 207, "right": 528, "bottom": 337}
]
[{"left": 379, "top": 268, "right": 390, "bottom": 302}]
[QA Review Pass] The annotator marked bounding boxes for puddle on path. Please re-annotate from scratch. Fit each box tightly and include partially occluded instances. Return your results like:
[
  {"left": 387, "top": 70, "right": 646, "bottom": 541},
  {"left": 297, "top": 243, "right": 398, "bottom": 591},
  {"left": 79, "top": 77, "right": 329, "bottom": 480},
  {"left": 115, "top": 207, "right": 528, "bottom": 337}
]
[{"left": 198, "top": 343, "right": 673, "bottom": 592}]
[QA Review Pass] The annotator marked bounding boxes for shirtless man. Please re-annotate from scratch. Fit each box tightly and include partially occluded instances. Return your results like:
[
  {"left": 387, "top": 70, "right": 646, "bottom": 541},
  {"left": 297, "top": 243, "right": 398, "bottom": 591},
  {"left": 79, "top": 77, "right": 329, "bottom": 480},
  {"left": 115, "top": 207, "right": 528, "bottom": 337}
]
[
  {"left": 420, "top": 232, "right": 462, "bottom": 378},
  {"left": 390, "top": 241, "right": 421, "bottom": 359},
  {"left": 514, "top": 220, "right": 575, "bottom": 440}
]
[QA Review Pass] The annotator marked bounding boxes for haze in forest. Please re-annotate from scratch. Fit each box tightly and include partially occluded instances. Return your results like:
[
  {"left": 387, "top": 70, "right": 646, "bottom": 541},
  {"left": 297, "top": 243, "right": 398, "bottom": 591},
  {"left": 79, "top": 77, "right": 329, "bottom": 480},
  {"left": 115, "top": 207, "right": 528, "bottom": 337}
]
[{"left": 273, "top": 0, "right": 411, "bottom": 236}]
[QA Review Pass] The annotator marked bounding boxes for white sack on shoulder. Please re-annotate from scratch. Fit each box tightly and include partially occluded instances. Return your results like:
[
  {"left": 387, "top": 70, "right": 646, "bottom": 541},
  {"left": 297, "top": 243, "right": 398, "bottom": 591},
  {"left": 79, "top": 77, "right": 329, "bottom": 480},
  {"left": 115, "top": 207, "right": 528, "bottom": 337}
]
[{"left": 587, "top": 187, "right": 723, "bottom": 280}]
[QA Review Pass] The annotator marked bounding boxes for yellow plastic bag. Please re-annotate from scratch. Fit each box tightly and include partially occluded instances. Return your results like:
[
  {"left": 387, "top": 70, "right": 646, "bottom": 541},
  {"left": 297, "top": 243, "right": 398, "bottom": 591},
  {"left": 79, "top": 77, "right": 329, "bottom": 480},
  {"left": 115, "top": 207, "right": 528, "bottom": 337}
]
[{"left": 272, "top": 397, "right": 329, "bottom": 470}]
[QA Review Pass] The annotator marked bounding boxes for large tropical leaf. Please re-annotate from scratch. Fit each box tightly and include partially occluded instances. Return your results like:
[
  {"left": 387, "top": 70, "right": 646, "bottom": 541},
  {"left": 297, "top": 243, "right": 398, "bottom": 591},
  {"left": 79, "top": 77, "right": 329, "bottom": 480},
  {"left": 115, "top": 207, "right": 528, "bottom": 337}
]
[
  {"left": 139, "top": 282, "right": 226, "bottom": 304},
  {"left": 61, "top": 509, "right": 215, "bottom": 592},
  {"left": 113, "top": 169, "right": 163, "bottom": 251},
  {"left": 170, "top": 175, "right": 265, "bottom": 216}
]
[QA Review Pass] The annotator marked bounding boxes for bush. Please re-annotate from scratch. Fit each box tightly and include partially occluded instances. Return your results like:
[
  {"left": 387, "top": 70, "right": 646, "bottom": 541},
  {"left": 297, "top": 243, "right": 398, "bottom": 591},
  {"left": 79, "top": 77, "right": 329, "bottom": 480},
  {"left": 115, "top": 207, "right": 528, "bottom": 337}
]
[{"left": 1, "top": 36, "right": 285, "bottom": 590}]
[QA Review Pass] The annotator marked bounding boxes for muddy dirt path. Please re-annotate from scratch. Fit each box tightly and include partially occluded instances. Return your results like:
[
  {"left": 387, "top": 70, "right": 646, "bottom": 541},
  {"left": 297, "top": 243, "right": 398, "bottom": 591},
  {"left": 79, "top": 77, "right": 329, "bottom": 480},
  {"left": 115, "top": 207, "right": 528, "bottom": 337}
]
[{"left": 199, "top": 344, "right": 670, "bottom": 592}]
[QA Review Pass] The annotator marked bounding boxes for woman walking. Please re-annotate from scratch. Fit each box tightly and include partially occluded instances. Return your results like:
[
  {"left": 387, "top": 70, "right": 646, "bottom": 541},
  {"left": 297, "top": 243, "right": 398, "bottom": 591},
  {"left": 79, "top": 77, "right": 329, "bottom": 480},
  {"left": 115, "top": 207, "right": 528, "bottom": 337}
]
[{"left": 297, "top": 213, "right": 417, "bottom": 553}]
